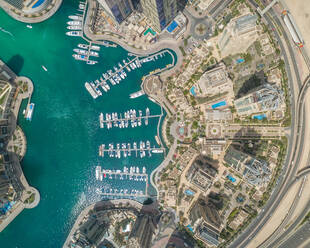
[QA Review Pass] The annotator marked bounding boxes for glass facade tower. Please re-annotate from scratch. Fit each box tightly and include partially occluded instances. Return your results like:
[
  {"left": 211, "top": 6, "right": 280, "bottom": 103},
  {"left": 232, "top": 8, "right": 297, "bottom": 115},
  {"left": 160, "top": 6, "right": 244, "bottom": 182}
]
[
  {"left": 98, "top": 0, "right": 134, "bottom": 24},
  {"left": 140, "top": 0, "right": 177, "bottom": 32}
]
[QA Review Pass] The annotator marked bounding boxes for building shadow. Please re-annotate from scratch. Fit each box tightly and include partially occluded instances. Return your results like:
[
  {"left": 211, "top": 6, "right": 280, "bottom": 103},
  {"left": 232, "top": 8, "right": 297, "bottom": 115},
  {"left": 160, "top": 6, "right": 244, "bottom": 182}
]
[
  {"left": 231, "top": 127, "right": 263, "bottom": 158},
  {"left": 6, "top": 55, "right": 24, "bottom": 76},
  {"left": 236, "top": 70, "right": 265, "bottom": 98},
  {"left": 177, "top": 0, "right": 189, "bottom": 12}
]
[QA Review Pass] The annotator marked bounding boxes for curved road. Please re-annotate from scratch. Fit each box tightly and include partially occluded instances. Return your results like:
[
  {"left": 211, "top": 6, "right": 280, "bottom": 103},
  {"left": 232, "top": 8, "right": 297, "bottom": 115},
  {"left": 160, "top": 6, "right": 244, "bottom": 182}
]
[{"left": 229, "top": 1, "right": 309, "bottom": 247}]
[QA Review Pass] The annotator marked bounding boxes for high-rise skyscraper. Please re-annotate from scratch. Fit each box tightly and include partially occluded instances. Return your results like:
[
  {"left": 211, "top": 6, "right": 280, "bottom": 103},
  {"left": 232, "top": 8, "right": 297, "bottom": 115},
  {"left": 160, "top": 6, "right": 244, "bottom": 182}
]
[
  {"left": 140, "top": 0, "right": 178, "bottom": 32},
  {"left": 97, "top": 0, "right": 134, "bottom": 24}
]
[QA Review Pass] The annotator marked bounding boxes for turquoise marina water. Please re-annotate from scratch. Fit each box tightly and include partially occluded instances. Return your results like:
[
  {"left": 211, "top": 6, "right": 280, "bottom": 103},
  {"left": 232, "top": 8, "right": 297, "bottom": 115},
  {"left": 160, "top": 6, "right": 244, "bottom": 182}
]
[{"left": 0, "top": 1, "right": 175, "bottom": 247}]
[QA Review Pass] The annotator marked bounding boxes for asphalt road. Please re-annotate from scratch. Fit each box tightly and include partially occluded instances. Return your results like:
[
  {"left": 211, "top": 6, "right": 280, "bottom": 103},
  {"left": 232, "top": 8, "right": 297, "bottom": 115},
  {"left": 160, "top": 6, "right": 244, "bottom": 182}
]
[
  {"left": 278, "top": 219, "right": 310, "bottom": 248},
  {"left": 229, "top": 1, "right": 307, "bottom": 247},
  {"left": 183, "top": 8, "right": 213, "bottom": 40}
]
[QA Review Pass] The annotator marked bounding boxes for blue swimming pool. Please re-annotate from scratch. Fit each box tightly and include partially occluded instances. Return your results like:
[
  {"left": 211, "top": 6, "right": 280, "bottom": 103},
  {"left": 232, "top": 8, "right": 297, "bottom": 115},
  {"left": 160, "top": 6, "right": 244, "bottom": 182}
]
[
  {"left": 185, "top": 189, "right": 195, "bottom": 196},
  {"left": 186, "top": 224, "right": 194, "bottom": 232},
  {"left": 32, "top": 0, "right": 45, "bottom": 8},
  {"left": 253, "top": 114, "right": 266, "bottom": 120},
  {"left": 190, "top": 86, "right": 196, "bottom": 96},
  {"left": 0, "top": 201, "right": 15, "bottom": 214},
  {"left": 212, "top": 100, "right": 227, "bottom": 109},
  {"left": 227, "top": 175, "right": 236, "bottom": 183},
  {"left": 167, "top": 20, "right": 178, "bottom": 33},
  {"left": 236, "top": 58, "right": 245, "bottom": 64}
]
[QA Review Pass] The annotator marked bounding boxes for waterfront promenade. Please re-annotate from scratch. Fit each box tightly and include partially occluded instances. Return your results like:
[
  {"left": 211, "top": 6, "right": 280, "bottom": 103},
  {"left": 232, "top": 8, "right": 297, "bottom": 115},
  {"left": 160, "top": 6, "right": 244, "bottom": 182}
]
[
  {"left": 83, "top": 0, "right": 184, "bottom": 80},
  {"left": 150, "top": 140, "right": 177, "bottom": 198},
  {"left": 82, "top": 0, "right": 183, "bottom": 199},
  {"left": 0, "top": 60, "right": 39, "bottom": 232},
  {"left": 83, "top": 1, "right": 184, "bottom": 199}
]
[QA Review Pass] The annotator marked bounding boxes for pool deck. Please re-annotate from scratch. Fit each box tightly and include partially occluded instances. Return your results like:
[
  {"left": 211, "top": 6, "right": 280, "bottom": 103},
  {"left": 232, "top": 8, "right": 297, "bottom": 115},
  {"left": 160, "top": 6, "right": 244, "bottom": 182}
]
[{"left": 0, "top": 0, "right": 63, "bottom": 23}]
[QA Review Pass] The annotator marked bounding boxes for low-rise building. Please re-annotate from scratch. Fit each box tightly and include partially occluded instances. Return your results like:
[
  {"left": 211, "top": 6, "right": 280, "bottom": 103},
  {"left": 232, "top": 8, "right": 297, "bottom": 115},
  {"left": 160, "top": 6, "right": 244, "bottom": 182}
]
[
  {"left": 196, "top": 64, "right": 234, "bottom": 97},
  {"left": 168, "top": 88, "right": 194, "bottom": 115},
  {"left": 224, "top": 147, "right": 271, "bottom": 186},
  {"left": 205, "top": 109, "right": 232, "bottom": 122},
  {"left": 177, "top": 147, "right": 198, "bottom": 171},
  {"left": 201, "top": 139, "right": 227, "bottom": 158},
  {"left": 234, "top": 84, "right": 284, "bottom": 116}
]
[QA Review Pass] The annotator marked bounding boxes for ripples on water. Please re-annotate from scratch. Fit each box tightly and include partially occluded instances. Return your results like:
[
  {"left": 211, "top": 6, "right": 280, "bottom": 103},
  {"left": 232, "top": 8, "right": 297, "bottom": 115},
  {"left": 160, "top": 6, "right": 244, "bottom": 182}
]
[{"left": 0, "top": 26, "right": 14, "bottom": 38}]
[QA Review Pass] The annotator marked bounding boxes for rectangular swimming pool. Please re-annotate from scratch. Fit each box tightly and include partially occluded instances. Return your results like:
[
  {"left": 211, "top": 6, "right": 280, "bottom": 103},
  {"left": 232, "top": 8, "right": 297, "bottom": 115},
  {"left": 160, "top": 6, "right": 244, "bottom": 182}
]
[
  {"left": 167, "top": 20, "right": 178, "bottom": 33},
  {"left": 212, "top": 100, "right": 227, "bottom": 109},
  {"left": 253, "top": 114, "right": 266, "bottom": 120}
]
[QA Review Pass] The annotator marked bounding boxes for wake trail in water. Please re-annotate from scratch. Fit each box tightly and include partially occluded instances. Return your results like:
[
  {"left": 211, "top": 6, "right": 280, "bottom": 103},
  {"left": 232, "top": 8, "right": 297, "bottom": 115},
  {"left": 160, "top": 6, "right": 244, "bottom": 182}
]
[{"left": 0, "top": 27, "right": 14, "bottom": 38}]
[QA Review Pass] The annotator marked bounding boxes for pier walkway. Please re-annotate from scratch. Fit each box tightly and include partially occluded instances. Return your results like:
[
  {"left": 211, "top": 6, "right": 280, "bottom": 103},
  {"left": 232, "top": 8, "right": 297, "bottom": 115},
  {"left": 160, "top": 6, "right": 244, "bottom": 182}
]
[
  {"left": 99, "top": 143, "right": 165, "bottom": 158},
  {"left": 101, "top": 114, "right": 161, "bottom": 124},
  {"left": 97, "top": 56, "right": 139, "bottom": 83},
  {"left": 99, "top": 107, "right": 163, "bottom": 129},
  {"left": 96, "top": 167, "right": 148, "bottom": 197},
  {"left": 96, "top": 191, "right": 147, "bottom": 197}
]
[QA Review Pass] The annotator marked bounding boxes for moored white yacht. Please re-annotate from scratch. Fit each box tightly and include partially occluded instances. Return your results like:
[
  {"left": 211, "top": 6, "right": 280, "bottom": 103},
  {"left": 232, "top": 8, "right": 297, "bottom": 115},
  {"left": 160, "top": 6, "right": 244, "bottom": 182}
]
[
  {"left": 67, "top": 25, "right": 82, "bottom": 30},
  {"left": 68, "top": 15, "right": 83, "bottom": 20},
  {"left": 67, "top": 21, "right": 82, "bottom": 26},
  {"left": 78, "top": 43, "right": 89, "bottom": 49},
  {"left": 66, "top": 31, "right": 82, "bottom": 36}
]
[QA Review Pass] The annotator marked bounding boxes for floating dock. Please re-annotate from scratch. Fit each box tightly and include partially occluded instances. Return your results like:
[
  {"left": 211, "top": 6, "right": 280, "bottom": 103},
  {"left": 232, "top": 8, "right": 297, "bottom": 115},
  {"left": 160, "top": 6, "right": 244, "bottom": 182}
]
[
  {"left": 85, "top": 50, "right": 169, "bottom": 99},
  {"left": 95, "top": 166, "right": 148, "bottom": 197},
  {"left": 96, "top": 188, "right": 147, "bottom": 197},
  {"left": 99, "top": 108, "right": 161, "bottom": 129},
  {"left": 130, "top": 90, "right": 145, "bottom": 99},
  {"left": 99, "top": 141, "right": 165, "bottom": 159},
  {"left": 95, "top": 166, "right": 148, "bottom": 181}
]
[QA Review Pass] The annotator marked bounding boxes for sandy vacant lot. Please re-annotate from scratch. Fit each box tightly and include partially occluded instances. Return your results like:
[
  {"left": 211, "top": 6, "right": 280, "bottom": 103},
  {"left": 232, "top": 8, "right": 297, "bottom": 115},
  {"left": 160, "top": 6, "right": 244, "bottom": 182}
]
[{"left": 282, "top": 0, "right": 310, "bottom": 57}]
